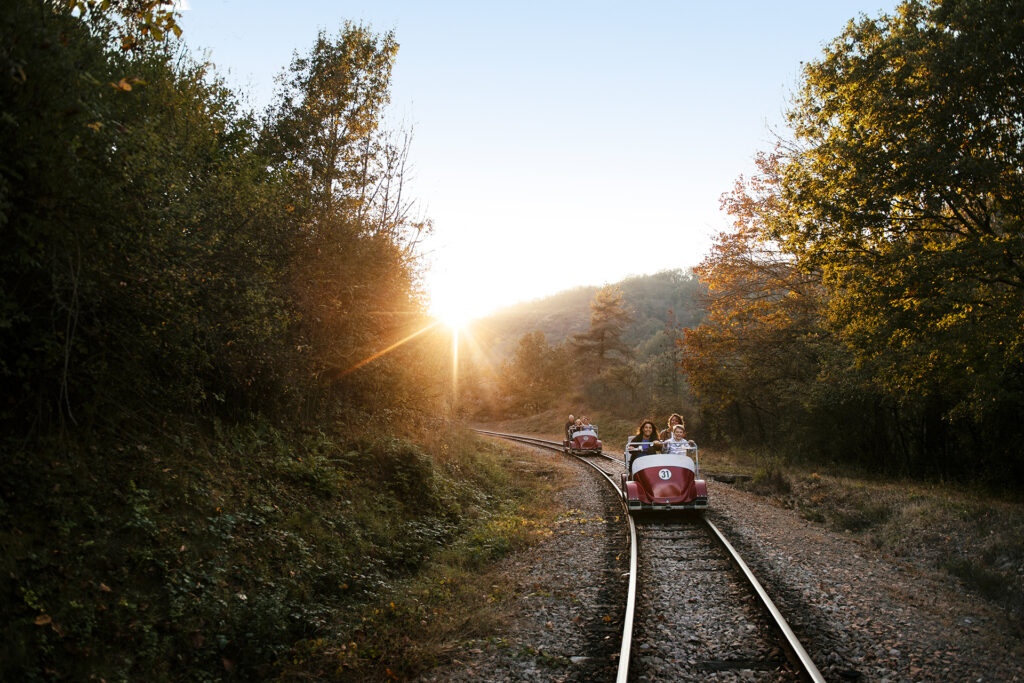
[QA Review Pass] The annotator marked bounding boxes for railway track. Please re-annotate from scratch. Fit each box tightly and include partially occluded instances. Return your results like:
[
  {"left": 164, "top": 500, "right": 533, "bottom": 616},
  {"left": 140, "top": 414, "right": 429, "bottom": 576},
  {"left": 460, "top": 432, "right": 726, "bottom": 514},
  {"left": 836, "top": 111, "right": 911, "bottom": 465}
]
[{"left": 474, "top": 429, "right": 824, "bottom": 682}]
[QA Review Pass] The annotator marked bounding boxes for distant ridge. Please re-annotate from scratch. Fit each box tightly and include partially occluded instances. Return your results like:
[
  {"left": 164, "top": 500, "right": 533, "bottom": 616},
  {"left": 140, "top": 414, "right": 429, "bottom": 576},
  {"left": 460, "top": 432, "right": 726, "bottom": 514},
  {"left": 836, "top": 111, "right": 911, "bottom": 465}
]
[{"left": 471, "top": 269, "right": 706, "bottom": 359}]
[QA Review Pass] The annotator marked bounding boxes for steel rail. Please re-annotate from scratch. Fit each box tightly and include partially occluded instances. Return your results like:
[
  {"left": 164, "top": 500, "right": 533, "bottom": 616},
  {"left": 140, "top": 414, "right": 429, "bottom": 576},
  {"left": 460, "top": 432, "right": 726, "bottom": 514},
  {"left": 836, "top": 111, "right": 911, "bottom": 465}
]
[
  {"left": 476, "top": 429, "right": 827, "bottom": 681},
  {"left": 472, "top": 429, "right": 636, "bottom": 683},
  {"left": 702, "top": 517, "right": 825, "bottom": 682}
]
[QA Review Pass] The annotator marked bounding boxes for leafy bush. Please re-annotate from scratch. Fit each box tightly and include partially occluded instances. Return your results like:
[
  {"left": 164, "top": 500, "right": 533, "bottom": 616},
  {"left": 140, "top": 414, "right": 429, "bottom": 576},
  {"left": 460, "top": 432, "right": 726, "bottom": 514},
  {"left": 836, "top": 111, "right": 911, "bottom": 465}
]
[
  {"left": 0, "top": 421, "right": 545, "bottom": 681},
  {"left": 745, "top": 453, "right": 792, "bottom": 495}
]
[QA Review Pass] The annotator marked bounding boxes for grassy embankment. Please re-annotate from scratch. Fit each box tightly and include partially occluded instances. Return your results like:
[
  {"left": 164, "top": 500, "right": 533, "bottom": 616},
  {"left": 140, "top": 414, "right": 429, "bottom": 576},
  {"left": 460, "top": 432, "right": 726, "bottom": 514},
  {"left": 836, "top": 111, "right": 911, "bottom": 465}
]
[
  {"left": 739, "top": 453, "right": 1024, "bottom": 624},
  {"left": 1, "top": 420, "right": 567, "bottom": 681},
  {"left": 483, "top": 408, "right": 1024, "bottom": 627}
]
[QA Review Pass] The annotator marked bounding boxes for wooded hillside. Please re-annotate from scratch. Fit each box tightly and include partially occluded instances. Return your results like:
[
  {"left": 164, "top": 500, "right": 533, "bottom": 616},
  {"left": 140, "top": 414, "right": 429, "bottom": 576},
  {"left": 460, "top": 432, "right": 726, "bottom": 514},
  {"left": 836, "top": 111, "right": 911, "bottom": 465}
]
[
  {"left": 459, "top": 270, "right": 705, "bottom": 421},
  {"left": 474, "top": 269, "right": 705, "bottom": 359},
  {"left": 468, "top": 0, "right": 1024, "bottom": 488}
]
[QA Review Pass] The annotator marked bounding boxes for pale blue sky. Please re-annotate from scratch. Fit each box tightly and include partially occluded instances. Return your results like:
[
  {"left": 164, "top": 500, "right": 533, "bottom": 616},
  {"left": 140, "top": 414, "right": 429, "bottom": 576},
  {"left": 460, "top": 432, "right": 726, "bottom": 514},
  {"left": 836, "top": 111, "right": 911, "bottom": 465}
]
[{"left": 177, "top": 1, "right": 900, "bottom": 320}]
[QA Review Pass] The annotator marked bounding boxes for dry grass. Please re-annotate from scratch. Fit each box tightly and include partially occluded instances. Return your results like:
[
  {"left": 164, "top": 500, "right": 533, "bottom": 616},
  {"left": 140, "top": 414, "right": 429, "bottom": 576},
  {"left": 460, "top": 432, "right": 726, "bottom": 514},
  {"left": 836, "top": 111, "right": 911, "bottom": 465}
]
[{"left": 740, "top": 467, "right": 1024, "bottom": 621}]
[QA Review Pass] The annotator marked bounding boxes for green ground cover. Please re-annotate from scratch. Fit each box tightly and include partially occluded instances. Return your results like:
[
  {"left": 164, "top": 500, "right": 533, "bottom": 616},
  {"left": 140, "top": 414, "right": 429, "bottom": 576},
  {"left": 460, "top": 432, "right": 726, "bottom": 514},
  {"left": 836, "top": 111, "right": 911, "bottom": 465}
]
[{"left": 1, "top": 424, "right": 562, "bottom": 681}]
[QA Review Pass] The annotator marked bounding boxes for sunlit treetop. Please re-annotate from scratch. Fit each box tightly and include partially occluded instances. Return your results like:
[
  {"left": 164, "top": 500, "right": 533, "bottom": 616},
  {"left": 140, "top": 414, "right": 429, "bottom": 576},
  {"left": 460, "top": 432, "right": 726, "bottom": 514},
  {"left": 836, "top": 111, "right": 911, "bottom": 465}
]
[{"left": 66, "top": 0, "right": 183, "bottom": 50}]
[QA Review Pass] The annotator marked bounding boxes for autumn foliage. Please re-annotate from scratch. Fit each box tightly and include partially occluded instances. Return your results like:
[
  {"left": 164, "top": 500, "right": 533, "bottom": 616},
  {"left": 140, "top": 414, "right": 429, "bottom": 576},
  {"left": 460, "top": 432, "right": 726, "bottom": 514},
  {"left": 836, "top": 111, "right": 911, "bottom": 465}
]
[{"left": 684, "top": 0, "right": 1024, "bottom": 482}]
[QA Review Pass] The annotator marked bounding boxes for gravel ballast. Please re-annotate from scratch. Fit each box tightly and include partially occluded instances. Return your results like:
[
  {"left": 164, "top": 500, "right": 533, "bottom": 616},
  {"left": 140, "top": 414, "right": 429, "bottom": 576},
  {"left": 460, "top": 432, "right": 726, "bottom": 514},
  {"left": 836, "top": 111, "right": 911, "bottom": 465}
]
[
  {"left": 422, "top": 438, "right": 1023, "bottom": 681},
  {"left": 708, "top": 479, "right": 1024, "bottom": 681},
  {"left": 418, "top": 445, "right": 629, "bottom": 682}
]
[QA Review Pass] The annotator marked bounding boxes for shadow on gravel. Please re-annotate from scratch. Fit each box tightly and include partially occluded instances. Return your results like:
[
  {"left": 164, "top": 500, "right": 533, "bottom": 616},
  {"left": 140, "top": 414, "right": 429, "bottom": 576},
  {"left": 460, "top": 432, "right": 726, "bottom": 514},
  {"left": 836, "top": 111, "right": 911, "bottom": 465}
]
[
  {"left": 571, "top": 484, "right": 631, "bottom": 682},
  {"left": 706, "top": 513, "right": 861, "bottom": 680}
]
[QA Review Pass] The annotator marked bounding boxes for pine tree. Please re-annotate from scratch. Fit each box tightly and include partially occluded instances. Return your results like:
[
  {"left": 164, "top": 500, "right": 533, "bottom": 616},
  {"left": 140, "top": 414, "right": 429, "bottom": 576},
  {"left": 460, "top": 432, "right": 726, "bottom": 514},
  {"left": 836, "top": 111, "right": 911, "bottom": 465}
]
[{"left": 571, "top": 285, "right": 633, "bottom": 372}]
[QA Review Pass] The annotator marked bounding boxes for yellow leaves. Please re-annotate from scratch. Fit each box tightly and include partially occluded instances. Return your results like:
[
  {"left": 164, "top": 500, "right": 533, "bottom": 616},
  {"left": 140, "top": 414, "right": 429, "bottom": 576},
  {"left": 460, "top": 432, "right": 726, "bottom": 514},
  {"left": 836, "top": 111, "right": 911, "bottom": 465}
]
[
  {"left": 108, "top": 76, "right": 145, "bottom": 91},
  {"left": 87, "top": 121, "right": 103, "bottom": 131},
  {"left": 34, "top": 614, "right": 52, "bottom": 626}
]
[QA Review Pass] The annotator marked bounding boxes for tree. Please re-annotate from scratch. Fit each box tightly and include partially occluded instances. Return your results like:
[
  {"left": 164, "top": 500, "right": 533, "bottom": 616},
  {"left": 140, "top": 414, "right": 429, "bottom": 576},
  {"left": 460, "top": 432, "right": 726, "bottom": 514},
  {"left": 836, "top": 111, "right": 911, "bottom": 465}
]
[
  {"left": 683, "top": 154, "right": 825, "bottom": 444},
  {"left": 497, "top": 331, "right": 570, "bottom": 414},
  {"left": 0, "top": 2, "right": 443, "bottom": 432},
  {"left": 767, "top": 0, "right": 1024, "bottom": 477},
  {"left": 775, "top": 0, "right": 1024, "bottom": 415},
  {"left": 67, "top": 0, "right": 183, "bottom": 50},
  {"left": 0, "top": 0, "right": 277, "bottom": 426},
  {"left": 257, "top": 24, "right": 434, "bottom": 421},
  {"left": 643, "top": 312, "right": 686, "bottom": 397},
  {"left": 265, "top": 24, "right": 398, "bottom": 220},
  {"left": 571, "top": 285, "right": 633, "bottom": 372},
  {"left": 601, "top": 363, "right": 645, "bottom": 406},
  {"left": 682, "top": 0, "right": 1024, "bottom": 479}
]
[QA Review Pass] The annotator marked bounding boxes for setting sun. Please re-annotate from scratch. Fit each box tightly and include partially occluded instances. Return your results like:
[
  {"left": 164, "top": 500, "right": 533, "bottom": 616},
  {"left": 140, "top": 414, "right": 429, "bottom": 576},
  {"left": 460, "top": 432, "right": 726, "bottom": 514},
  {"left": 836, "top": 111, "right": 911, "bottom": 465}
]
[
  {"left": 433, "top": 302, "right": 471, "bottom": 331},
  {"left": 428, "top": 276, "right": 485, "bottom": 330}
]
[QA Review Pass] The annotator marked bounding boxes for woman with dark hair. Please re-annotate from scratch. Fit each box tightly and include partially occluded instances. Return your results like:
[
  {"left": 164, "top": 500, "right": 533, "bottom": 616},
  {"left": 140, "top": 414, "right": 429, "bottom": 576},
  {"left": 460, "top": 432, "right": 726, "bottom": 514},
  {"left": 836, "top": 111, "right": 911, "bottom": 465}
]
[
  {"left": 626, "top": 419, "right": 661, "bottom": 468},
  {"left": 659, "top": 413, "right": 685, "bottom": 441}
]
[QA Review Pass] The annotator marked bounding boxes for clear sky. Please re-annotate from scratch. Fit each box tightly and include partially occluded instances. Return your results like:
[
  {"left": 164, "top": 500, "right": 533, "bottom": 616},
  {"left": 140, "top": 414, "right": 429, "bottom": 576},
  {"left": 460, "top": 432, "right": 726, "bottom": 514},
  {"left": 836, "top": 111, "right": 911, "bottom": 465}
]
[{"left": 176, "top": 1, "right": 900, "bottom": 321}]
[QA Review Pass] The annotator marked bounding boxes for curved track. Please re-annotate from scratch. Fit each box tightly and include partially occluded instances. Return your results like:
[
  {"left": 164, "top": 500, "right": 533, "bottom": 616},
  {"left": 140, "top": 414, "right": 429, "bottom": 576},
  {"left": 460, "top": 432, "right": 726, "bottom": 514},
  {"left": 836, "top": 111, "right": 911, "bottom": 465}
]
[
  {"left": 475, "top": 429, "right": 638, "bottom": 682},
  {"left": 474, "top": 429, "right": 824, "bottom": 682}
]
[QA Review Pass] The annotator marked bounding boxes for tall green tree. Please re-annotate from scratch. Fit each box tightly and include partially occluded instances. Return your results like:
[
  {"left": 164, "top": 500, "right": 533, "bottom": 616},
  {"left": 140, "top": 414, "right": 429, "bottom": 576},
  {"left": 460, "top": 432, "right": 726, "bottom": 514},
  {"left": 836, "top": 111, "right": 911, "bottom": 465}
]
[
  {"left": 0, "top": 2, "right": 438, "bottom": 432},
  {"left": 0, "top": 0, "right": 271, "bottom": 427},
  {"left": 259, "top": 24, "right": 432, "bottom": 421},
  {"left": 770, "top": 0, "right": 1024, "bottom": 475},
  {"left": 683, "top": 0, "right": 1024, "bottom": 479},
  {"left": 634, "top": 311, "right": 695, "bottom": 414},
  {"left": 498, "top": 331, "right": 570, "bottom": 414},
  {"left": 684, "top": 156, "right": 825, "bottom": 444}
]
